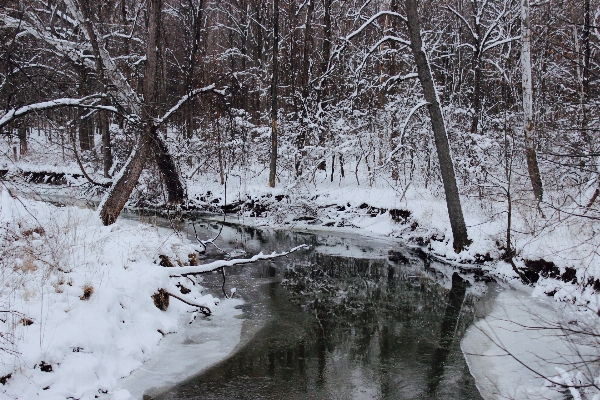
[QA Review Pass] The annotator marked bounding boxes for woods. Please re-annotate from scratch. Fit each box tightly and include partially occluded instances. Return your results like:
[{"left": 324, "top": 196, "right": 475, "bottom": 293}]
[
  {"left": 4, "top": 1, "right": 600, "bottom": 397},
  {"left": 0, "top": 0, "right": 599, "bottom": 253}
]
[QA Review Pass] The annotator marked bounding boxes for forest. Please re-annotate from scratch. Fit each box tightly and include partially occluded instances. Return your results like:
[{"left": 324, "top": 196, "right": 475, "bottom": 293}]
[
  {"left": 2, "top": 0, "right": 598, "bottom": 251},
  {"left": 1, "top": 0, "right": 600, "bottom": 399}
]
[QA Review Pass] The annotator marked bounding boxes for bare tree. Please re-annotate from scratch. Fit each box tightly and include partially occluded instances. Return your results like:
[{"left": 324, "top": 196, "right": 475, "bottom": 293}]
[
  {"left": 405, "top": 0, "right": 470, "bottom": 252},
  {"left": 521, "top": 0, "right": 544, "bottom": 203},
  {"left": 268, "top": 0, "right": 280, "bottom": 188}
]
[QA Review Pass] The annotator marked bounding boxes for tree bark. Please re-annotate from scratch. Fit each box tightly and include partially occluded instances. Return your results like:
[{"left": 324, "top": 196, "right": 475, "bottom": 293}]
[
  {"left": 268, "top": 0, "right": 279, "bottom": 188},
  {"left": 316, "top": 0, "right": 332, "bottom": 171},
  {"left": 295, "top": 0, "right": 314, "bottom": 177},
  {"left": 100, "top": 134, "right": 152, "bottom": 225},
  {"left": 77, "top": 71, "right": 93, "bottom": 151},
  {"left": 184, "top": 0, "right": 204, "bottom": 140},
  {"left": 78, "top": 0, "right": 111, "bottom": 174},
  {"left": 153, "top": 135, "right": 185, "bottom": 202},
  {"left": 582, "top": 0, "right": 591, "bottom": 100},
  {"left": 18, "top": 125, "right": 27, "bottom": 156},
  {"left": 100, "top": 0, "right": 164, "bottom": 224},
  {"left": 321, "top": 0, "right": 332, "bottom": 76},
  {"left": 405, "top": 0, "right": 470, "bottom": 253},
  {"left": 99, "top": 103, "right": 112, "bottom": 177},
  {"left": 521, "top": 0, "right": 544, "bottom": 203},
  {"left": 470, "top": 54, "right": 482, "bottom": 134}
]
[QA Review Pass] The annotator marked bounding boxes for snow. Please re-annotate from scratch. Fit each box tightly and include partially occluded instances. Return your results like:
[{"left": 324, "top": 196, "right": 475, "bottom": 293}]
[
  {"left": 118, "top": 296, "right": 244, "bottom": 399},
  {"left": 462, "top": 284, "right": 600, "bottom": 399},
  {"left": 0, "top": 190, "right": 244, "bottom": 399},
  {"left": 5, "top": 124, "right": 600, "bottom": 399}
]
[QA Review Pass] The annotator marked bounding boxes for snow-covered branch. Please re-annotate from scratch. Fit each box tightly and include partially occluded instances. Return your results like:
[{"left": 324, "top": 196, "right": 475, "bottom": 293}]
[
  {"left": 167, "top": 245, "right": 310, "bottom": 277},
  {"left": 155, "top": 84, "right": 217, "bottom": 125},
  {"left": 344, "top": 11, "right": 407, "bottom": 42},
  {"left": 0, "top": 95, "right": 110, "bottom": 129}
]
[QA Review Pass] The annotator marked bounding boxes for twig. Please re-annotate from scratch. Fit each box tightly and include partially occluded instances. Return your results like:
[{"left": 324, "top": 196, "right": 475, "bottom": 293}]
[{"left": 166, "top": 291, "right": 211, "bottom": 316}]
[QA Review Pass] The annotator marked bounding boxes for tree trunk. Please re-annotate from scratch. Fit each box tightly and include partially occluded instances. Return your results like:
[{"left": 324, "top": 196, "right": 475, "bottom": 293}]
[
  {"left": 153, "top": 135, "right": 185, "bottom": 202},
  {"left": 79, "top": 118, "right": 92, "bottom": 151},
  {"left": 18, "top": 125, "right": 27, "bottom": 156},
  {"left": 470, "top": 10, "right": 482, "bottom": 134},
  {"left": 521, "top": 0, "right": 544, "bottom": 203},
  {"left": 470, "top": 56, "right": 482, "bottom": 134},
  {"left": 99, "top": 102, "right": 112, "bottom": 177},
  {"left": 100, "top": 133, "right": 152, "bottom": 225},
  {"left": 100, "top": 0, "right": 165, "bottom": 224},
  {"left": 582, "top": 0, "right": 590, "bottom": 100},
  {"left": 184, "top": 0, "right": 205, "bottom": 141},
  {"left": 316, "top": 0, "right": 332, "bottom": 172},
  {"left": 268, "top": 0, "right": 279, "bottom": 188},
  {"left": 405, "top": 0, "right": 470, "bottom": 253},
  {"left": 296, "top": 0, "right": 314, "bottom": 177},
  {"left": 330, "top": 154, "right": 335, "bottom": 182},
  {"left": 321, "top": 0, "right": 331, "bottom": 75},
  {"left": 76, "top": 66, "right": 93, "bottom": 151}
]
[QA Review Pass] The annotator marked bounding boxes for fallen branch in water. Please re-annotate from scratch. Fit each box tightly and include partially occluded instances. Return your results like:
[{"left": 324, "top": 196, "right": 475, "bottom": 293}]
[{"left": 166, "top": 244, "right": 310, "bottom": 278}]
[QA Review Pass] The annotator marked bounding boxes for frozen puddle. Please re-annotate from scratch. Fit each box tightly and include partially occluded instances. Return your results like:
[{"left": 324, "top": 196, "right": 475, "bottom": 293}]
[
  {"left": 462, "top": 286, "right": 600, "bottom": 400},
  {"left": 116, "top": 297, "right": 244, "bottom": 399}
]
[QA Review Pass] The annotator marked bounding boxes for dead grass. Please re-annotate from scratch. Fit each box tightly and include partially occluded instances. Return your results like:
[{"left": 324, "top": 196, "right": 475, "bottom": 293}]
[{"left": 79, "top": 285, "right": 94, "bottom": 300}]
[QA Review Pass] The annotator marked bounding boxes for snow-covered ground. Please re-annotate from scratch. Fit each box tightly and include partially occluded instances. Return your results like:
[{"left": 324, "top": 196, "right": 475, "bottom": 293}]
[
  {"left": 4, "top": 129, "right": 600, "bottom": 398},
  {"left": 462, "top": 284, "right": 600, "bottom": 400},
  {"left": 0, "top": 190, "right": 244, "bottom": 400}
]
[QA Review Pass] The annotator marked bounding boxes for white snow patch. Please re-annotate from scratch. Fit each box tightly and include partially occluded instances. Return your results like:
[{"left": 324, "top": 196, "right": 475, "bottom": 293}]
[
  {"left": 0, "top": 191, "right": 243, "bottom": 399},
  {"left": 462, "top": 286, "right": 600, "bottom": 399}
]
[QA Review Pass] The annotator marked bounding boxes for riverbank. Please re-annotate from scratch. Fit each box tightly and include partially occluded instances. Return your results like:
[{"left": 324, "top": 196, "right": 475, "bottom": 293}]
[
  {"left": 4, "top": 163, "right": 600, "bottom": 398},
  {"left": 5, "top": 150, "right": 600, "bottom": 314},
  {"left": 0, "top": 190, "right": 244, "bottom": 400},
  {"left": 3, "top": 185, "right": 600, "bottom": 399}
]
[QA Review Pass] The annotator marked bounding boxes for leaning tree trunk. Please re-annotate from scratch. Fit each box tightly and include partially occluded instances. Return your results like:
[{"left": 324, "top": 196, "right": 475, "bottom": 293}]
[
  {"left": 99, "top": 0, "right": 164, "bottom": 225},
  {"left": 99, "top": 132, "right": 152, "bottom": 225},
  {"left": 405, "top": 0, "right": 470, "bottom": 253},
  {"left": 521, "top": 0, "right": 543, "bottom": 203},
  {"left": 152, "top": 135, "right": 185, "bottom": 203},
  {"left": 268, "top": 0, "right": 279, "bottom": 188}
]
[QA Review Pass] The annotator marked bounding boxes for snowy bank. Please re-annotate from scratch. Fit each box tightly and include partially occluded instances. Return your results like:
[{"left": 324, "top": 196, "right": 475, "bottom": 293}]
[
  {"left": 0, "top": 190, "right": 243, "bottom": 400},
  {"left": 462, "top": 284, "right": 600, "bottom": 400}
]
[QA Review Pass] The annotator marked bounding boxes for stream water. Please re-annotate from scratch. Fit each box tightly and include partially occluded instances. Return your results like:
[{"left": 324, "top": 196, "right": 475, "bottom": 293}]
[
  {"left": 28, "top": 194, "right": 595, "bottom": 399},
  {"left": 124, "top": 214, "right": 485, "bottom": 400}
]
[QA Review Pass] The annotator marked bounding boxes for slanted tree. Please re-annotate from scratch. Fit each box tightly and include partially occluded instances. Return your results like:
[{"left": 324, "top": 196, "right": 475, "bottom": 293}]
[{"left": 405, "top": 0, "right": 470, "bottom": 253}]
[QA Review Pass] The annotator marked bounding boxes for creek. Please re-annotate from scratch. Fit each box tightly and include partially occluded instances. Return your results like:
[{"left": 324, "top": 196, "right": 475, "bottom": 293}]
[{"left": 128, "top": 213, "right": 486, "bottom": 400}]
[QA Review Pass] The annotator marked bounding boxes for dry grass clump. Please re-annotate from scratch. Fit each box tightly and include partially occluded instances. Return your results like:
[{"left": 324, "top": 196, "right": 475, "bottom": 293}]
[
  {"left": 21, "top": 227, "right": 45, "bottom": 237},
  {"left": 79, "top": 285, "right": 94, "bottom": 300},
  {"left": 14, "top": 255, "right": 37, "bottom": 273},
  {"left": 152, "top": 289, "right": 169, "bottom": 311}
]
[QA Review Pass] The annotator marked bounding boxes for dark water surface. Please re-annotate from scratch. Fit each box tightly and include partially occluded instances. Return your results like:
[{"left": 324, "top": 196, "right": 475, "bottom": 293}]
[{"left": 126, "top": 214, "right": 485, "bottom": 400}]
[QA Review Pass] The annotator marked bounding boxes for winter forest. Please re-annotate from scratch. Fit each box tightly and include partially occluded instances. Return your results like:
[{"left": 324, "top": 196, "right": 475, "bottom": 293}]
[{"left": 2, "top": 0, "right": 600, "bottom": 399}]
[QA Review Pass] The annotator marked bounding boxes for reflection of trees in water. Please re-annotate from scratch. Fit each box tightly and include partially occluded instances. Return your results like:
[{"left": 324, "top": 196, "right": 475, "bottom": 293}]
[
  {"left": 282, "top": 252, "right": 478, "bottom": 398},
  {"left": 159, "top": 220, "right": 481, "bottom": 398}
]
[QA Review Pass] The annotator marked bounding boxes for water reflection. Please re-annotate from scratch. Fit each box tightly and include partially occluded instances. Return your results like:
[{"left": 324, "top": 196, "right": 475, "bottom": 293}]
[
  {"left": 143, "top": 218, "right": 484, "bottom": 400},
  {"left": 427, "top": 273, "right": 468, "bottom": 395}
]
